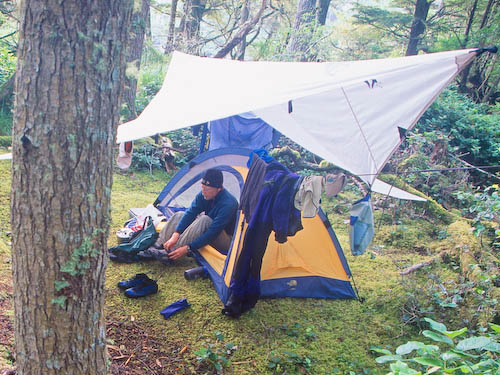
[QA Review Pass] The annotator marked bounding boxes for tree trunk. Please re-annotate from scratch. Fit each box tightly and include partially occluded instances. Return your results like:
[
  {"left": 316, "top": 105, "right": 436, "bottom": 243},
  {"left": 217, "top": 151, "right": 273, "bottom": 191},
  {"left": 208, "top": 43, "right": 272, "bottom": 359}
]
[
  {"left": 463, "top": 0, "right": 479, "bottom": 47},
  {"left": 286, "top": 0, "right": 317, "bottom": 61},
  {"left": 182, "top": 0, "right": 207, "bottom": 52},
  {"left": 11, "top": 1, "right": 132, "bottom": 374},
  {"left": 124, "top": 0, "right": 150, "bottom": 121},
  {"left": 166, "top": 0, "right": 179, "bottom": 53},
  {"left": 316, "top": 0, "right": 331, "bottom": 25},
  {"left": 405, "top": 0, "right": 431, "bottom": 56},
  {"left": 479, "top": 0, "right": 495, "bottom": 29},
  {"left": 236, "top": 0, "right": 250, "bottom": 60}
]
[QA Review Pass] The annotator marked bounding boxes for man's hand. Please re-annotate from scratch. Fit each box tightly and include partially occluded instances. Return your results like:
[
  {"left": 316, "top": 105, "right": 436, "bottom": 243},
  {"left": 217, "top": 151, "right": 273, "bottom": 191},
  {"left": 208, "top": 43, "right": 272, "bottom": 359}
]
[
  {"left": 164, "top": 232, "right": 180, "bottom": 250},
  {"left": 167, "top": 245, "right": 189, "bottom": 260}
]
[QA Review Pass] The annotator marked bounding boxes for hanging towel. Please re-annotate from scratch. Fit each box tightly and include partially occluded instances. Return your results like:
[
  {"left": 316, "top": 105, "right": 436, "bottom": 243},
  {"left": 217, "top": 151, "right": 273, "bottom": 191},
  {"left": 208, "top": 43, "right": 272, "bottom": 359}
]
[
  {"left": 160, "top": 298, "right": 190, "bottom": 319},
  {"left": 294, "top": 176, "right": 324, "bottom": 218},
  {"left": 349, "top": 194, "right": 374, "bottom": 256},
  {"left": 116, "top": 141, "right": 133, "bottom": 170}
]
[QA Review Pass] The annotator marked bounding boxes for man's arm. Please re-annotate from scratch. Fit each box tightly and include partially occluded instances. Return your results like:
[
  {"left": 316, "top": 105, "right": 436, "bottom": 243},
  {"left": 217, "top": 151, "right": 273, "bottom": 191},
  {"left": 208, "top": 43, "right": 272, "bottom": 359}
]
[
  {"left": 189, "top": 199, "right": 238, "bottom": 251},
  {"left": 175, "top": 193, "right": 204, "bottom": 234}
]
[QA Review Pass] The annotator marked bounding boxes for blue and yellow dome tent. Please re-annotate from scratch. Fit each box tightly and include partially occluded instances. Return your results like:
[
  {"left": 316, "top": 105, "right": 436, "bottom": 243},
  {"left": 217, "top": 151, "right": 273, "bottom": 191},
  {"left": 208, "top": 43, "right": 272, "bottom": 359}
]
[{"left": 153, "top": 147, "right": 357, "bottom": 303}]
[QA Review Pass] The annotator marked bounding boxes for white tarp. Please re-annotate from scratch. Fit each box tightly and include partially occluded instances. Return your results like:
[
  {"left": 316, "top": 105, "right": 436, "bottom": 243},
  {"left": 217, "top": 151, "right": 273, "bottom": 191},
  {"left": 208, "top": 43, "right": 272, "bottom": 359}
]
[
  {"left": 117, "top": 49, "right": 478, "bottom": 185},
  {"left": 372, "top": 179, "right": 427, "bottom": 201}
]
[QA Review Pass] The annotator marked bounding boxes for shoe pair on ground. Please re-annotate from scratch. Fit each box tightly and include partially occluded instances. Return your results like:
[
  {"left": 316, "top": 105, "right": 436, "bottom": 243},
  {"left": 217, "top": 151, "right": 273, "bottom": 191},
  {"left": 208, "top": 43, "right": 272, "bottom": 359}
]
[{"left": 117, "top": 273, "right": 158, "bottom": 298}]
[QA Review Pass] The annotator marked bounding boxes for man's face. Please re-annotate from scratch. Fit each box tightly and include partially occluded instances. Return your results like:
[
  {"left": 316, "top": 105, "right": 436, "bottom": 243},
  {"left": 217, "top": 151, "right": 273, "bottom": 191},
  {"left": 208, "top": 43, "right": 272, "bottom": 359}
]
[{"left": 201, "top": 183, "right": 221, "bottom": 200}]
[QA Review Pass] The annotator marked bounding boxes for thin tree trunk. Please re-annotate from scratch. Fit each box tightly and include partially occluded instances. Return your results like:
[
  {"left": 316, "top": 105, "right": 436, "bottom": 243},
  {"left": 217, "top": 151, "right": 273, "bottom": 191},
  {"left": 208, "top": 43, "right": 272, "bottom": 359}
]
[
  {"left": 214, "top": 0, "right": 266, "bottom": 59},
  {"left": 236, "top": 0, "right": 250, "bottom": 60},
  {"left": 11, "top": 1, "right": 132, "bottom": 374},
  {"left": 479, "top": 0, "right": 494, "bottom": 29},
  {"left": 286, "top": 0, "right": 317, "bottom": 61},
  {"left": 166, "top": 0, "right": 178, "bottom": 53},
  {"left": 405, "top": 0, "right": 431, "bottom": 56},
  {"left": 459, "top": 0, "right": 495, "bottom": 96},
  {"left": 463, "top": 0, "right": 479, "bottom": 47},
  {"left": 124, "top": 0, "right": 150, "bottom": 120}
]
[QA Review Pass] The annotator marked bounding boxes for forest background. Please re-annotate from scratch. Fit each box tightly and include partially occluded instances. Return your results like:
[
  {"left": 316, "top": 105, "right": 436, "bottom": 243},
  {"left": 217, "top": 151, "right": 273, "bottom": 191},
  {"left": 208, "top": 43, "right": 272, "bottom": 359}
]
[{"left": 0, "top": 0, "right": 499, "bottom": 374}]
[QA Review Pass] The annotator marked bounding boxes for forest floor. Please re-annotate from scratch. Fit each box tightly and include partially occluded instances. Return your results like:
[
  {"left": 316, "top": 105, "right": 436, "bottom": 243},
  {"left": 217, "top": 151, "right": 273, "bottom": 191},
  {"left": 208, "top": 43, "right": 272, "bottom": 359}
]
[{"left": 0, "top": 158, "right": 486, "bottom": 375}]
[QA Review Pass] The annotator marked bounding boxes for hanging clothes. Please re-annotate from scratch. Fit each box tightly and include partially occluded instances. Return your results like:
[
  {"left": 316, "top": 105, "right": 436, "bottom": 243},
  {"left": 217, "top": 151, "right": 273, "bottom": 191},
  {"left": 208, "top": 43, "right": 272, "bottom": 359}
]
[
  {"left": 239, "top": 154, "right": 268, "bottom": 223},
  {"left": 294, "top": 175, "right": 324, "bottom": 218},
  {"left": 223, "top": 161, "right": 302, "bottom": 318},
  {"left": 349, "top": 194, "right": 374, "bottom": 256},
  {"left": 116, "top": 141, "right": 133, "bottom": 170}
]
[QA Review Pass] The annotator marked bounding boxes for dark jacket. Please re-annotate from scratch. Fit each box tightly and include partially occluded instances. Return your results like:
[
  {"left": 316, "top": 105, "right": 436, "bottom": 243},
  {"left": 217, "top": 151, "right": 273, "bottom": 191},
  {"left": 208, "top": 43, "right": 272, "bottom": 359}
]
[{"left": 176, "top": 188, "right": 238, "bottom": 251}]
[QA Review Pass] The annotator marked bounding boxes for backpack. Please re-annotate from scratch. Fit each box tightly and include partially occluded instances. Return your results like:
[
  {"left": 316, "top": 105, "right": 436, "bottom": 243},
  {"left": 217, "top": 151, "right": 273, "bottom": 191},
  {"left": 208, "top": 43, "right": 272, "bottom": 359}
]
[{"left": 108, "top": 216, "right": 159, "bottom": 257}]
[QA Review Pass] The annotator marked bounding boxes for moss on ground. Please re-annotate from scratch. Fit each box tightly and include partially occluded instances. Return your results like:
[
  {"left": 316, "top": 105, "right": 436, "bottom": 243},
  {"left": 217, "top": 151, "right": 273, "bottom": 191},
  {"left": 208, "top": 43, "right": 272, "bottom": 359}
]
[{"left": 0, "top": 162, "right": 489, "bottom": 374}]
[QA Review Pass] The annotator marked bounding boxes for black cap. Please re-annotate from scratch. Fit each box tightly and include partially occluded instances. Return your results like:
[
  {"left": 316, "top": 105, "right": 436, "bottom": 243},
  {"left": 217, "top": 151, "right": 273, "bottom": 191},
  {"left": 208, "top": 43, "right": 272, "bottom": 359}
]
[{"left": 201, "top": 168, "right": 223, "bottom": 188}]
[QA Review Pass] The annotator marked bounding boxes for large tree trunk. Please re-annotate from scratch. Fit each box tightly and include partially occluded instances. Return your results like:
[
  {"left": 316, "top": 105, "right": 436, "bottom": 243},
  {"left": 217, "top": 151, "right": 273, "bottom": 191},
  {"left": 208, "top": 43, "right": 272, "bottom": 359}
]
[
  {"left": 124, "top": 0, "right": 150, "bottom": 120},
  {"left": 405, "top": 0, "right": 431, "bottom": 56},
  {"left": 11, "top": 1, "right": 132, "bottom": 374},
  {"left": 286, "top": 0, "right": 317, "bottom": 61},
  {"left": 316, "top": 0, "right": 331, "bottom": 25}
]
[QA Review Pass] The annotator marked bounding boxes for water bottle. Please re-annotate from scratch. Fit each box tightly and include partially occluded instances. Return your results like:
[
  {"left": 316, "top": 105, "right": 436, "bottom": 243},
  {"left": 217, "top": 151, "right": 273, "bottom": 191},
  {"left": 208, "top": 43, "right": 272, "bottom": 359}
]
[{"left": 184, "top": 266, "right": 208, "bottom": 280}]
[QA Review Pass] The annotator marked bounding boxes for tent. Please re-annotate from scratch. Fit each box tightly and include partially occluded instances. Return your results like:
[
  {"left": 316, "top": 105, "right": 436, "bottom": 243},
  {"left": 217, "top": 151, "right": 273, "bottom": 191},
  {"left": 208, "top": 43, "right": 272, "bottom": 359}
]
[
  {"left": 153, "top": 147, "right": 357, "bottom": 302},
  {"left": 117, "top": 48, "right": 488, "bottom": 186},
  {"left": 117, "top": 48, "right": 493, "bottom": 303}
]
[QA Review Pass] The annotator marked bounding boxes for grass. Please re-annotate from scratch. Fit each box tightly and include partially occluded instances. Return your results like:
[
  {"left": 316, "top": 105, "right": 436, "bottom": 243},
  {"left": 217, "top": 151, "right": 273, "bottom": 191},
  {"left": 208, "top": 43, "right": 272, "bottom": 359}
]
[{"left": 0, "top": 160, "right": 473, "bottom": 374}]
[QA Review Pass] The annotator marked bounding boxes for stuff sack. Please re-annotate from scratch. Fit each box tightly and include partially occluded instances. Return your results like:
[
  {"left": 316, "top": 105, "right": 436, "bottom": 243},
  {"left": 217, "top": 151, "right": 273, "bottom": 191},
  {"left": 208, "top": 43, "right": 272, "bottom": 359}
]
[
  {"left": 109, "top": 216, "right": 158, "bottom": 257},
  {"left": 349, "top": 194, "right": 374, "bottom": 256}
]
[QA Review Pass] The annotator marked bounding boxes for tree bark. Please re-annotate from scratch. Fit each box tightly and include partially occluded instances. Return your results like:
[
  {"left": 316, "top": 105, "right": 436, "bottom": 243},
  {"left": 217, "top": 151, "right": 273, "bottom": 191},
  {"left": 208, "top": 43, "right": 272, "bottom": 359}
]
[
  {"left": 124, "top": 0, "right": 150, "bottom": 120},
  {"left": 124, "top": 0, "right": 150, "bottom": 121},
  {"left": 166, "top": 0, "right": 179, "bottom": 53},
  {"left": 463, "top": 0, "right": 479, "bottom": 47},
  {"left": 405, "top": 0, "right": 431, "bottom": 56},
  {"left": 236, "top": 0, "right": 250, "bottom": 60},
  {"left": 479, "top": 0, "right": 494, "bottom": 29},
  {"left": 182, "top": 0, "right": 207, "bottom": 52},
  {"left": 286, "top": 0, "right": 317, "bottom": 61},
  {"left": 11, "top": 1, "right": 132, "bottom": 374},
  {"left": 316, "top": 0, "right": 331, "bottom": 25}
]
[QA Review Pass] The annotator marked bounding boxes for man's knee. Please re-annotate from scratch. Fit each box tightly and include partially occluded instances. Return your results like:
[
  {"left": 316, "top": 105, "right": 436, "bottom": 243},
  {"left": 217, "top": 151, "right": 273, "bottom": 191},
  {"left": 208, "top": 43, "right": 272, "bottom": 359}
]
[{"left": 192, "top": 215, "right": 212, "bottom": 232}]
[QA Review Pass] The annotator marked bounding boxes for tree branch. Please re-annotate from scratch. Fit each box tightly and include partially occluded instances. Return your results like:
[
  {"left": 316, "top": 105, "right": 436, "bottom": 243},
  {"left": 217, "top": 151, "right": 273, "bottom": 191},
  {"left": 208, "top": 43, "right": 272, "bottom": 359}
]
[{"left": 214, "top": 0, "right": 267, "bottom": 58}]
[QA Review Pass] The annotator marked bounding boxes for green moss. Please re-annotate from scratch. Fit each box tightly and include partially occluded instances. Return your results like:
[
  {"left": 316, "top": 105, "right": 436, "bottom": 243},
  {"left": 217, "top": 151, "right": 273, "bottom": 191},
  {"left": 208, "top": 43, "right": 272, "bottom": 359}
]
[{"left": 2, "top": 162, "right": 493, "bottom": 374}]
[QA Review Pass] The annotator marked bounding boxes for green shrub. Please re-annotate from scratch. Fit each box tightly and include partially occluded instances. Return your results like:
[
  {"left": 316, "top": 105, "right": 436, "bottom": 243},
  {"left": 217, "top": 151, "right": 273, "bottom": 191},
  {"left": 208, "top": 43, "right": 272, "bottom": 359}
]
[
  {"left": 0, "top": 135, "right": 11, "bottom": 148},
  {"left": 373, "top": 318, "right": 500, "bottom": 375},
  {"left": 416, "top": 87, "right": 500, "bottom": 186},
  {"left": 0, "top": 110, "right": 12, "bottom": 137}
]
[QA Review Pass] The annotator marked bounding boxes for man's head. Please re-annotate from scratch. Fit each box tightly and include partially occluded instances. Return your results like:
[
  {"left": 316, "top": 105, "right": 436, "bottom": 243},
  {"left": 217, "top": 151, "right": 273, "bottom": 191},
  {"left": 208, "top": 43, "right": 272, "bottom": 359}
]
[{"left": 201, "top": 168, "right": 223, "bottom": 200}]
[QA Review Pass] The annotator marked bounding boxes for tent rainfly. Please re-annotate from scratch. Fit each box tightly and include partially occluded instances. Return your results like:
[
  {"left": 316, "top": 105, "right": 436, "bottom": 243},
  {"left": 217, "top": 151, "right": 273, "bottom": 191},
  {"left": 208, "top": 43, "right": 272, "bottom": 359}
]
[{"left": 117, "top": 48, "right": 487, "bottom": 186}]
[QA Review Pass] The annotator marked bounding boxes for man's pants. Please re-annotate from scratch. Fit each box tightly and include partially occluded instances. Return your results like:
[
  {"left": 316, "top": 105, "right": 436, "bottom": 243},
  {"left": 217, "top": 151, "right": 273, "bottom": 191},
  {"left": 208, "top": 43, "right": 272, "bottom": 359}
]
[{"left": 157, "top": 211, "right": 232, "bottom": 252}]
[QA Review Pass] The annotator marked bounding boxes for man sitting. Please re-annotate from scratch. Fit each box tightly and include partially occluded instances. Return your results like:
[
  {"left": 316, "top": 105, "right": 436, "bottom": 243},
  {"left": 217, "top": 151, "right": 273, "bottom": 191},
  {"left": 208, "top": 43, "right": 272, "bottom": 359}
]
[{"left": 150, "top": 168, "right": 238, "bottom": 262}]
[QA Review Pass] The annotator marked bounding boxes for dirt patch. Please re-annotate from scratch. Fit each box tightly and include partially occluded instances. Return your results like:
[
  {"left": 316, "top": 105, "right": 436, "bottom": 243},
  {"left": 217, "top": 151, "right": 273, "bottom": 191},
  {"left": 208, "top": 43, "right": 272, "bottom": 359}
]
[{"left": 107, "top": 319, "right": 194, "bottom": 375}]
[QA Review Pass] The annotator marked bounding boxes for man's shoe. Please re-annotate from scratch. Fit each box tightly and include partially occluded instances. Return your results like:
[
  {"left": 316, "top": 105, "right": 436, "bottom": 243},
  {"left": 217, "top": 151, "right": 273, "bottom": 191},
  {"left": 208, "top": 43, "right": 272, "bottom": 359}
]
[
  {"left": 117, "top": 273, "right": 150, "bottom": 290},
  {"left": 124, "top": 278, "right": 158, "bottom": 298},
  {"left": 153, "top": 242, "right": 164, "bottom": 249}
]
